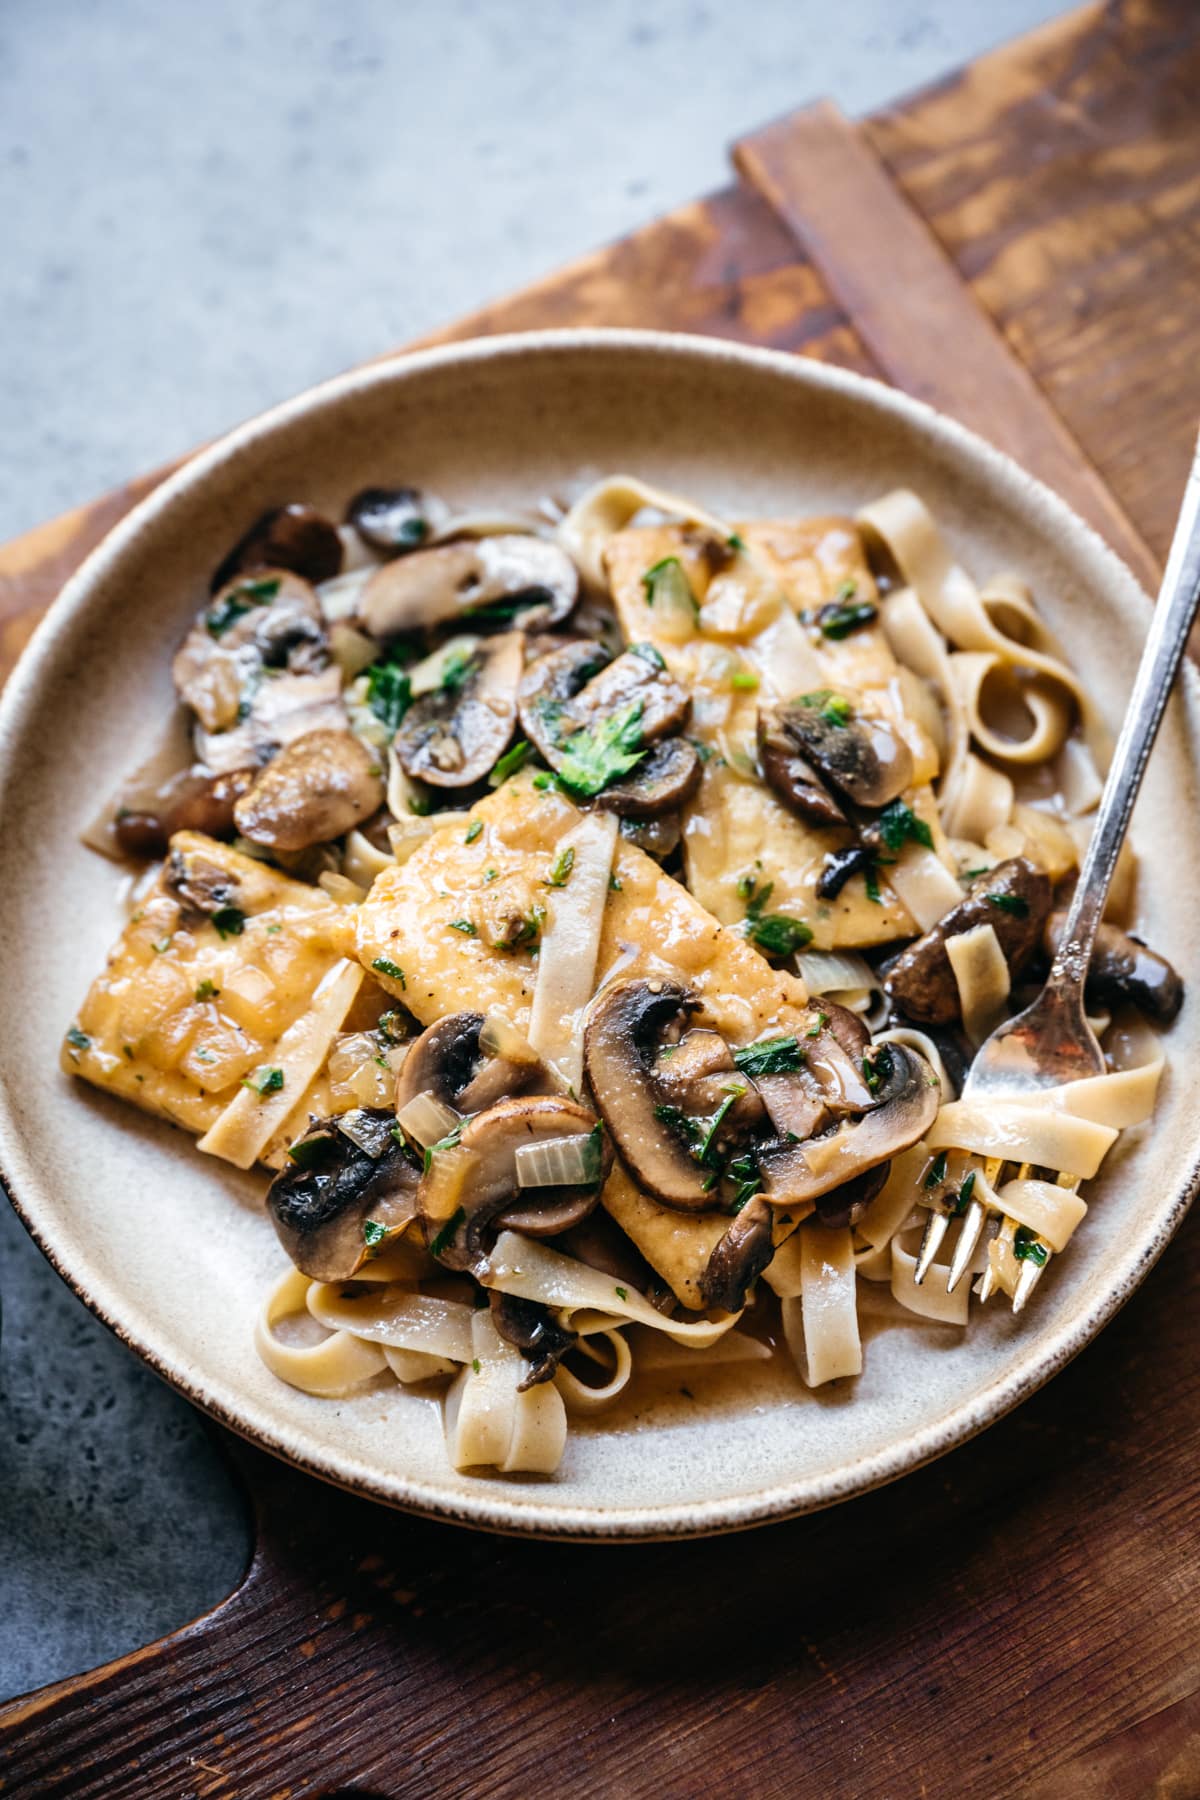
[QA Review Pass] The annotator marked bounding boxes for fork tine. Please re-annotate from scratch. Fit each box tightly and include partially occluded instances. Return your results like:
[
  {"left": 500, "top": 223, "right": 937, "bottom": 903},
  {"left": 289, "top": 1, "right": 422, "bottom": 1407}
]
[
  {"left": 946, "top": 1199, "right": 986, "bottom": 1292},
  {"left": 915, "top": 1209, "right": 950, "bottom": 1284},
  {"left": 1012, "top": 1255, "right": 1046, "bottom": 1314}
]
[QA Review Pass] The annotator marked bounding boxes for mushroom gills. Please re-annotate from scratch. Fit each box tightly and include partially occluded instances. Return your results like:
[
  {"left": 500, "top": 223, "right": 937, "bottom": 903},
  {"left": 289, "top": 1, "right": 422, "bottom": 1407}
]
[
  {"left": 267, "top": 1108, "right": 420, "bottom": 1282},
  {"left": 393, "top": 630, "right": 524, "bottom": 788},
  {"left": 757, "top": 1042, "right": 939, "bottom": 1206}
]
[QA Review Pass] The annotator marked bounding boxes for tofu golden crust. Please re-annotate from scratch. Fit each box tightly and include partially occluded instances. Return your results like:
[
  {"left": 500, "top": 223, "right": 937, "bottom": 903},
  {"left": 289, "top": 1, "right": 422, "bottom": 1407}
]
[{"left": 62, "top": 832, "right": 353, "bottom": 1144}]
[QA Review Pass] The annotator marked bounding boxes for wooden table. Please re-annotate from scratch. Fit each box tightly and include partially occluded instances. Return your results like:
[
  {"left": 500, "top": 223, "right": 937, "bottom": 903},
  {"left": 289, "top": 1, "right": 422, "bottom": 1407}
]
[{"left": 4, "top": 4, "right": 1199, "bottom": 1794}]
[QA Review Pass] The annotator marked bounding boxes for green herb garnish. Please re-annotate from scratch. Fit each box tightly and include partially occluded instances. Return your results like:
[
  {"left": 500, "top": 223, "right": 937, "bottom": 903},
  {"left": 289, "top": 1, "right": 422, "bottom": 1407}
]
[
  {"left": 371, "top": 957, "right": 407, "bottom": 988},
  {"left": 243, "top": 1066, "right": 284, "bottom": 1096},
  {"left": 364, "top": 654, "right": 412, "bottom": 733},
  {"left": 211, "top": 906, "right": 246, "bottom": 939},
  {"left": 1013, "top": 1225, "right": 1049, "bottom": 1266},
  {"left": 363, "top": 1220, "right": 389, "bottom": 1249},
  {"left": 924, "top": 1151, "right": 948, "bottom": 1191},
  {"left": 806, "top": 1012, "right": 827, "bottom": 1038},
  {"left": 987, "top": 892, "right": 1030, "bottom": 918},
  {"left": 730, "top": 670, "right": 759, "bottom": 692},
  {"left": 429, "top": 1204, "right": 466, "bottom": 1256},
  {"left": 438, "top": 648, "right": 476, "bottom": 694},
  {"left": 545, "top": 846, "right": 575, "bottom": 888},
  {"left": 65, "top": 1025, "right": 90, "bottom": 1052},
  {"left": 471, "top": 1357, "right": 482, "bottom": 1374},
  {"left": 862, "top": 1044, "right": 894, "bottom": 1096},
  {"left": 878, "top": 800, "right": 934, "bottom": 853},
  {"left": 630, "top": 641, "right": 665, "bottom": 670},
  {"left": 749, "top": 914, "right": 813, "bottom": 956},
  {"left": 377, "top": 1010, "right": 403, "bottom": 1044},
  {"left": 864, "top": 865, "right": 882, "bottom": 905},
  {"left": 641, "top": 557, "right": 697, "bottom": 618},
  {"left": 205, "top": 575, "right": 281, "bottom": 638},
  {"left": 194, "top": 979, "right": 219, "bottom": 1002},
  {"left": 800, "top": 688, "right": 853, "bottom": 728},
  {"left": 152, "top": 936, "right": 173, "bottom": 955},
  {"left": 609, "top": 873, "right": 623, "bottom": 892},
  {"left": 555, "top": 700, "right": 646, "bottom": 799},
  {"left": 448, "top": 919, "right": 477, "bottom": 936},
  {"left": 464, "top": 820, "right": 483, "bottom": 844},
  {"left": 950, "top": 1170, "right": 977, "bottom": 1216},
  {"left": 727, "top": 533, "right": 747, "bottom": 552},
  {"left": 286, "top": 1133, "right": 335, "bottom": 1170},
  {"left": 615, "top": 1285, "right": 629, "bottom": 1302},
  {"left": 733, "top": 1035, "right": 805, "bottom": 1077},
  {"left": 489, "top": 739, "right": 532, "bottom": 786},
  {"left": 818, "top": 582, "right": 877, "bottom": 640},
  {"left": 492, "top": 906, "right": 544, "bottom": 953}
]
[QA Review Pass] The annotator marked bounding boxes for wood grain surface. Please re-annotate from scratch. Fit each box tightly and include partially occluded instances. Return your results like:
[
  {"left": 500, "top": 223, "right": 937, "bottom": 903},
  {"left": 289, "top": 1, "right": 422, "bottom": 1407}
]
[{"left": 3, "top": 2, "right": 1200, "bottom": 1795}]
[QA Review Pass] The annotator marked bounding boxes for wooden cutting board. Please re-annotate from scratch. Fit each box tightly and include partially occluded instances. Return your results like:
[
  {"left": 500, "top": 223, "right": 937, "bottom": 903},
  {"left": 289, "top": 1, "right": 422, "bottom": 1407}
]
[{"left": 4, "top": 4, "right": 1199, "bottom": 1795}]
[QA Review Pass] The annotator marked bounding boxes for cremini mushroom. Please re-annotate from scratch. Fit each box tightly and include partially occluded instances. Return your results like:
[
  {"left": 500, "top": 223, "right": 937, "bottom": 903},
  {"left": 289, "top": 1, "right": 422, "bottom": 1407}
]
[
  {"left": 211, "top": 503, "right": 343, "bottom": 592},
  {"left": 114, "top": 765, "right": 256, "bottom": 858},
  {"left": 654, "top": 1028, "right": 766, "bottom": 1133},
  {"left": 699, "top": 1196, "right": 776, "bottom": 1313},
  {"left": 418, "top": 1094, "right": 611, "bottom": 1269},
  {"left": 757, "top": 1042, "right": 939, "bottom": 1206},
  {"left": 266, "top": 1107, "right": 419, "bottom": 1281},
  {"left": 197, "top": 666, "right": 348, "bottom": 777},
  {"left": 393, "top": 631, "right": 524, "bottom": 788},
  {"left": 346, "top": 486, "right": 449, "bottom": 558},
  {"left": 518, "top": 639, "right": 612, "bottom": 763},
  {"left": 766, "top": 692, "right": 913, "bottom": 811},
  {"left": 361, "top": 535, "right": 578, "bottom": 639},
  {"left": 1044, "top": 911, "right": 1183, "bottom": 1024},
  {"left": 598, "top": 738, "right": 701, "bottom": 818},
  {"left": 163, "top": 843, "right": 242, "bottom": 921},
  {"left": 488, "top": 1292, "right": 578, "bottom": 1390},
  {"left": 885, "top": 857, "right": 1051, "bottom": 1025},
  {"left": 757, "top": 706, "right": 848, "bottom": 826},
  {"left": 174, "top": 569, "right": 330, "bottom": 735},
  {"left": 233, "top": 729, "right": 385, "bottom": 852},
  {"left": 395, "top": 1010, "right": 556, "bottom": 1118}
]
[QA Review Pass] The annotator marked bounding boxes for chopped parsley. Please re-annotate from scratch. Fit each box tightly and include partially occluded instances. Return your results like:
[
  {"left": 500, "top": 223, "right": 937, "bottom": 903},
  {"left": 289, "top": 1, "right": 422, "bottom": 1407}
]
[
  {"left": 205, "top": 575, "right": 281, "bottom": 638},
  {"left": 615, "top": 1285, "right": 629, "bottom": 1302},
  {"left": 924, "top": 1151, "right": 948, "bottom": 1190},
  {"left": 65, "top": 1025, "right": 90, "bottom": 1052},
  {"left": 806, "top": 1012, "right": 828, "bottom": 1038},
  {"left": 211, "top": 906, "right": 246, "bottom": 939},
  {"left": 862, "top": 1044, "right": 894, "bottom": 1096},
  {"left": 800, "top": 689, "right": 853, "bottom": 729},
  {"left": 439, "top": 648, "right": 476, "bottom": 694},
  {"left": 484, "top": 868, "right": 498, "bottom": 883},
  {"left": 688, "top": 737, "right": 715, "bottom": 763},
  {"left": 727, "top": 532, "right": 747, "bottom": 552},
  {"left": 987, "top": 892, "right": 1030, "bottom": 918},
  {"left": 532, "top": 771, "right": 555, "bottom": 791},
  {"left": 950, "top": 1170, "right": 977, "bottom": 1216},
  {"left": 492, "top": 907, "right": 544, "bottom": 953},
  {"left": 609, "top": 873, "right": 623, "bottom": 892},
  {"left": 448, "top": 918, "right": 477, "bottom": 936},
  {"left": 371, "top": 957, "right": 407, "bottom": 988},
  {"left": 152, "top": 936, "right": 173, "bottom": 954},
  {"left": 818, "top": 580, "right": 877, "bottom": 640},
  {"left": 698, "top": 1092, "right": 740, "bottom": 1164},
  {"left": 730, "top": 669, "right": 759, "bottom": 692},
  {"left": 579, "top": 1123, "right": 605, "bottom": 1186},
  {"left": 363, "top": 1220, "right": 389, "bottom": 1249},
  {"left": 877, "top": 800, "right": 934, "bottom": 853},
  {"left": 471, "top": 1357, "right": 482, "bottom": 1374},
  {"left": 864, "top": 865, "right": 882, "bottom": 905},
  {"left": 464, "top": 819, "right": 483, "bottom": 844},
  {"left": 555, "top": 700, "right": 646, "bottom": 798},
  {"left": 1013, "top": 1225, "right": 1049, "bottom": 1266},
  {"left": 194, "top": 979, "right": 219, "bottom": 1002},
  {"left": 545, "top": 846, "right": 575, "bottom": 888},
  {"left": 641, "top": 556, "right": 698, "bottom": 618},
  {"left": 739, "top": 869, "right": 813, "bottom": 957},
  {"left": 630, "top": 641, "right": 665, "bottom": 670},
  {"left": 489, "top": 739, "right": 532, "bottom": 786},
  {"left": 364, "top": 653, "right": 413, "bottom": 733},
  {"left": 961, "top": 865, "right": 990, "bottom": 881},
  {"left": 429, "top": 1205, "right": 466, "bottom": 1257},
  {"left": 726, "top": 1150, "right": 762, "bottom": 1213},
  {"left": 377, "top": 1010, "right": 404, "bottom": 1044},
  {"left": 733, "top": 1035, "right": 805, "bottom": 1077},
  {"left": 243, "top": 1066, "right": 284, "bottom": 1097}
]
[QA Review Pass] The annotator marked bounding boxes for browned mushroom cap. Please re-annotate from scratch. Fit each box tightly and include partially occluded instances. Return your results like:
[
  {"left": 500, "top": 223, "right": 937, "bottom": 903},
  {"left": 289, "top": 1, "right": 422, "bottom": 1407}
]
[
  {"left": 394, "top": 1011, "right": 557, "bottom": 1116},
  {"left": 614, "top": 812, "right": 683, "bottom": 860},
  {"left": 488, "top": 1291, "right": 577, "bottom": 1390},
  {"left": 267, "top": 1107, "right": 419, "bottom": 1282},
  {"left": 774, "top": 692, "right": 913, "bottom": 810},
  {"left": 114, "top": 765, "right": 256, "bottom": 858},
  {"left": 232, "top": 729, "right": 385, "bottom": 852},
  {"left": 885, "top": 857, "right": 1051, "bottom": 1025},
  {"left": 654, "top": 1029, "right": 765, "bottom": 1132},
  {"left": 584, "top": 978, "right": 723, "bottom": 1211},
  {"left": 757, "top": 1043, "right": 939, "bottom": 1206},
  {"left": 419, "top": 1094, "right": 610, "bottom": 1269},
  {"left": 517, "top": 639, "right": 612, "bottom": 762},
  {"left": 393, "top": 630, "right": 524, "bottom": 787},
  {"left": 361, "top": 535, "right": 578, "bottom": 639},
  {"left": 597, "top": 738, "right": 701, "bottom": 819},
  {"left": 700, "top": 1198, "right": 778, "bottom": 1313},
  {"left": 211, "top": 504, "right": 343, "bottom": 593},
  {"left": 1044, "top": 911, "right": 1183, "bottom": 1024},
  {"left": 163, "top": 842, "right": 242, "bottom": 921},
  {"left": 345, "top": 486, "right": 449, "bottom": 557},
  {"left": 758, "top": 705, "right": 848, "bottom": 826},
  {"left": 174, "top": 569, "right": 330, "bottom": 734},
  {"left": 569, "top": 646, "right": 691, "bottom": 742},
  {"left": 198, "top": 666, "right": 347, "bottom": 777},
  {"left": 811, "top": 1159, "right": 891, "bottom": 1229}
]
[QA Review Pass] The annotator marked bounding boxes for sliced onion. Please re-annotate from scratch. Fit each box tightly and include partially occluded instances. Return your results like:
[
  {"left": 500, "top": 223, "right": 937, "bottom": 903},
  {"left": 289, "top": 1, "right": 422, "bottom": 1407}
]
[
  {"left": 514, "top": 1133, "right": 599, "bottom": 1189},
  {"left": 336, "top": 1107, "right": 396, "bottom": 1159},
  {"left": 396, "top": 1090, "right": 461, "bottom": 1149},
  {"left": 479, "top": 1011, "right": 539, "bottom": 1066}
]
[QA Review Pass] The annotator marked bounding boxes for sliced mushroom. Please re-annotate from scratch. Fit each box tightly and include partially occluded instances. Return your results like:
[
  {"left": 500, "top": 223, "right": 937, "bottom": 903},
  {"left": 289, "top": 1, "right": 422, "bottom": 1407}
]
[
  {"left": 812, "top": 1159, "right": 891, "bottom": 1230},
  {"left": 614, "top": 812, "right": 682, "bottom": 860},
  {"left": 1044, "top": 912, "right": 1183, "bottom": 1024},
  {"left": 518, "top": 639, "right": 612, "bottom": 762},
  {"left": 757, "top": 1043, "right": 939, "bottom": 1206},
  {"left": 771, "top": 694, "right": 913, "bottom": 810},
  {"left": 569, "top": 648, "right": 691, "bottom": 743},
  {"left": 114, "top": 765, "right": 256, "bottom": 858},
  {"left": 163, "top": 843, "right": 241, "bottom": 920},
  {"left": 395, "top": 1011, "right": 556, "bottom": 1117},
  {"left": 174, "top": 570, "right": 330, "bottom": 735},
  {"left": 196, "top": 666, "right": 348, "bottom": 777},
  {"left": 393, "top": 630, "right": 524, "bottom": 788},
  {"left": 346, "top": 486, "right": 449, "bottom": 558},
  {"left": 699, "top": 1196, "right": 776, "bottom": 1314},
  {"left": 885, "top": 857, "right": 1051, "bottom": 1025},
  {"left": 598, "top": 738, "right": 701, "bottom": 819},
  {"left": 584, "top": 979, "right": 719, "bottom": 1211},
  {"left": 655, "top": 1029, "right": 765, "bottom": 1132},
  {"left": 419, "top": 1094, "right": 610, "bottom": 1270},
  {"left": 758, "top": 707, "right": 847, "bottom": 826},
  {"left": 361, "top": 535, "right": 578, "bottom": 639},
  {"left": 211, "top": 504, "right": 343, "bottom": 592},
  {"left": 815, "top": 843, "right": 875, "bottom": 901},
  {"left": 232, "top": 729, "right": 385, "bottom": 852},
  {"left": 488, "top": 1291, "right": 577, "bottom": 1390},
  {"left": 266, "top": 1108, "right": 419, "bottom": 1281}
]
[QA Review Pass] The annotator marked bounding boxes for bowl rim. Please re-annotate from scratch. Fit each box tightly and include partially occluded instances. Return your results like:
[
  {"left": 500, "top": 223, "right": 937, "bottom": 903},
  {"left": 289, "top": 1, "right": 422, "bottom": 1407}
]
[{"left": 3, "top": 325, "right": 1195, "bottom": 1541}]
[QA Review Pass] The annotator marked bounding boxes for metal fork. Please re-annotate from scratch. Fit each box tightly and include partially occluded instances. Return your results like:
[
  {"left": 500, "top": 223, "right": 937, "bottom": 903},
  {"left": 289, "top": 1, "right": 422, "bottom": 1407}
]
[{"left": 918, "top": 427, "right": 1200, "bottom": 1312}]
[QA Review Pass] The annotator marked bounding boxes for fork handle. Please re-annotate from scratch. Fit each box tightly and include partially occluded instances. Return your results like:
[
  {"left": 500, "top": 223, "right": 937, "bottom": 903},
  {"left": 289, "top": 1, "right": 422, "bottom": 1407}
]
[{"left": 1052, "top": 428, "right": 1200, "bottom": 989}]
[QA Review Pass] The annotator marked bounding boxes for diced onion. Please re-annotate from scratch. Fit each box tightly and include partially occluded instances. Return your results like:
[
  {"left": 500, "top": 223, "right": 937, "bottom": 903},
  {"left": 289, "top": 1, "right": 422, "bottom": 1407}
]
[
  {"left": 796, "top": 950, "right": 879, "bottom": 1010},
  {"left": 396, "top": 1090, "right": 461, "bottom": 1149},
  {"left": 514, "top": 1134, "right": 598, "bottom": 1189},
  {"left": 479, "top": 1011, "right": 540, "bottom": 1068}
]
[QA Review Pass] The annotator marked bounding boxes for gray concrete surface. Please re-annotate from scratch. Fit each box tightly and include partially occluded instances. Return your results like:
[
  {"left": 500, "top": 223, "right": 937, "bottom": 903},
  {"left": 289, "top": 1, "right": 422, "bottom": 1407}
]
[{"left": 1, "top": 0, "right": 1064, "bottom": 1703}]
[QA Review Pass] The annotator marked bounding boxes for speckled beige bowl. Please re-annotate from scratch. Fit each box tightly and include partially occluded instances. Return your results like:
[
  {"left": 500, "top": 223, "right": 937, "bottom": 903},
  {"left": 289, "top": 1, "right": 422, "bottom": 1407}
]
[{"left": 2, "top": 331, "right": 1197, "bottom": 1540}]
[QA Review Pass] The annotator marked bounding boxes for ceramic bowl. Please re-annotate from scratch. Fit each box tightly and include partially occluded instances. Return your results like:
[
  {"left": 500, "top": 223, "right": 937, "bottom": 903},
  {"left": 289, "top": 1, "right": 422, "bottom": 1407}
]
[{"left": 2, "top": 330, "right": 1196, "bottom": 1539}]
